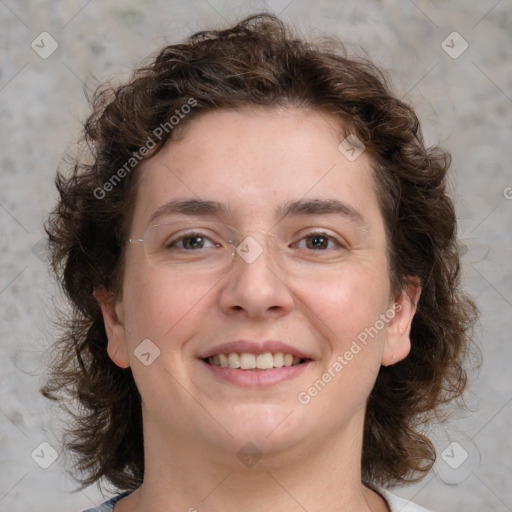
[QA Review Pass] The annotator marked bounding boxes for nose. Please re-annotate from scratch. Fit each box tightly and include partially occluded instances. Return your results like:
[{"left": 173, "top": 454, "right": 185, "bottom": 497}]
[{"left": 218, "top": 232, "right": 295, "bottom": 319}]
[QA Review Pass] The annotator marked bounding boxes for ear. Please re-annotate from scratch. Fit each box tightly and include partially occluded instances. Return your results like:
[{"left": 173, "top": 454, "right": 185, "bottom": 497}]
[
  {"left": 94, "top": 286, "right": 130, "bottom": 368},
  {"left": 381, "top": 277, "right": 421, "bottom": 367}
]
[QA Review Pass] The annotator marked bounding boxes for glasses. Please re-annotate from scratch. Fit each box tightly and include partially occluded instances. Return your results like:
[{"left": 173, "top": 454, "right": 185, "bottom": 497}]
[{"left": 127, "top": 219, "right": 348, "bottom": 275}]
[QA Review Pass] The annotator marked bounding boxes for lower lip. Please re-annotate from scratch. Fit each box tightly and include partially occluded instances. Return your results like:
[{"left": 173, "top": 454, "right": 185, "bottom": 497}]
[{"left": 200, "top": 359, "right": 312, "bottom": 387}]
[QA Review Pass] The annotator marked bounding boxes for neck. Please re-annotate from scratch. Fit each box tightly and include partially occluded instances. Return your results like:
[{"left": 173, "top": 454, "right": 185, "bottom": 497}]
[{"left": 116, "top": 407, "right": 386, "bottom": 512}]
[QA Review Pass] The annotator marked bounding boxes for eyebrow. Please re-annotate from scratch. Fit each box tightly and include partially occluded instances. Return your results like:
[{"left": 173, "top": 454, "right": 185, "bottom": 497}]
[{"left": 148, "top": 198, "right": 368, "bottom": 228}]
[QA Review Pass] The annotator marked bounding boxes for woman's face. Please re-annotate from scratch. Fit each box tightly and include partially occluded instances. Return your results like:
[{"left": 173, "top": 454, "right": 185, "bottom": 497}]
[{"left": 100, "top": 107, "right": 417, "bottom": 462}]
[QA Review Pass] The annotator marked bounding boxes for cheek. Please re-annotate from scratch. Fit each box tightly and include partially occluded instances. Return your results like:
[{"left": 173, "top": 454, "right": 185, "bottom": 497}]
[
  {"left": 120, "top": 266, "right": 214, "bottom": 406},
  {"left": 295, "top": 266, "right": 390, "bottom": 420},
  {"left": 121, "top": 262, "right": 213, "bottom": 344},
  {"left": 295, "top": 257, "right": 391, "bottom": 348}
]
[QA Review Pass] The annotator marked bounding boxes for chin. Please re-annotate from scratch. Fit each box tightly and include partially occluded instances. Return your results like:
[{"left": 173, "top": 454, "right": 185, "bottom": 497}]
[{"left": 216, "top": 402, "right": 308, "bottom": 448}]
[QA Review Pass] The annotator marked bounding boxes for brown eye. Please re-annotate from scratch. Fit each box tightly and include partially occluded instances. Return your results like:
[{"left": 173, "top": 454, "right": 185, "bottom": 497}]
[
  {"left": 167, "top": 232, "right": 217, "bottom": 250},
  {"left": 295, "top": 231, "right": 343, "bottom": 251},
  {"left": 181, "top": 235, "right": 206, "bottom": 250},
  {"left": 305, "top": 234, "right": 330, "bottom": 250}
]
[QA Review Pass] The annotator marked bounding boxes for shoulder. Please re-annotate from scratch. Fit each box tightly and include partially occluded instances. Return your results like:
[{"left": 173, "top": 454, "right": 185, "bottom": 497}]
[
  {"left": 81, "top": 492, "right": 131, "bottom": 512},
  {"left": 369, "top": 484, "right": 438, "bottom": 512}
]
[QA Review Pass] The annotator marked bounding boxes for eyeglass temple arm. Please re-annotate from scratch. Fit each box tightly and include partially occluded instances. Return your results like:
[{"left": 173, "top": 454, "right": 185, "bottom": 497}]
[{"left": 127, "top": 227, "right": 278, "bottom": 245}]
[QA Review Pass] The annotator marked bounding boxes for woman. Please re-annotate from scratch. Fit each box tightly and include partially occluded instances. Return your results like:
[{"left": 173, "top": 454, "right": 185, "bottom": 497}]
[{"left": 42, "top": 13, "right": 477, "bottom": 512}]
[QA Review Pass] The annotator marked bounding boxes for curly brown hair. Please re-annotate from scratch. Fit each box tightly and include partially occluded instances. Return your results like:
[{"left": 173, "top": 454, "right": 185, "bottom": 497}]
[{"left": 41, "top": 12, "right": 478, "bottom": 493}]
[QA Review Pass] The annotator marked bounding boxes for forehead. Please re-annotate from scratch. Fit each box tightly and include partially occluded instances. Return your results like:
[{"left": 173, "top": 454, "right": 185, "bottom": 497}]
[{"left": 131, "top": 107, "right": 383, "bottom": 232}]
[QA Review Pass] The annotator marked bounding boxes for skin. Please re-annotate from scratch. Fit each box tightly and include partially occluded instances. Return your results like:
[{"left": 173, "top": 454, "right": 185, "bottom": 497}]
[{"left": 96, "top": 107, "right": 421, "bottom": 512}]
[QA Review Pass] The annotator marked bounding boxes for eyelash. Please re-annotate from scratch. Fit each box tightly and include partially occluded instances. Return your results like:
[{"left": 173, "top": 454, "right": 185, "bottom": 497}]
[
  {"left": 169, "top": 230, "right": 346, "bottom": 251},
  {"left": 294, "top": 231, "right": 346, "bottom": 251}
]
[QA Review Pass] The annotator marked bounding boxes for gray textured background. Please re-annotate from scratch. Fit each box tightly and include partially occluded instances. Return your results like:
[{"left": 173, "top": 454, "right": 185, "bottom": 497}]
[{"left": 1, "top": 1, "right": 511, "bottom": 511}]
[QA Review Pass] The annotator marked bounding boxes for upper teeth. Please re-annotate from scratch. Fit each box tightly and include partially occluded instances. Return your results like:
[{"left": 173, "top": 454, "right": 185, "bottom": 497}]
[{"left": 207, "top": 352, "right": 302, "bottom": 370}]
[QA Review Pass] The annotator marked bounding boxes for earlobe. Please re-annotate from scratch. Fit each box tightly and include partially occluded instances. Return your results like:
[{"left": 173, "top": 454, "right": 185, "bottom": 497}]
[
  {"left": 381, "top": 278, "right": 422, "bottom": 367},
  {"left": 94, "top": 287, "right": 131, "bottom": 369}
]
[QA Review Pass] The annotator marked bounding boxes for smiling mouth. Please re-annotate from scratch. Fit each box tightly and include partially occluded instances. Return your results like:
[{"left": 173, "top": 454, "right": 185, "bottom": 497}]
[{"left": 204, "top": 352, "right": 306, "bottom": 370}]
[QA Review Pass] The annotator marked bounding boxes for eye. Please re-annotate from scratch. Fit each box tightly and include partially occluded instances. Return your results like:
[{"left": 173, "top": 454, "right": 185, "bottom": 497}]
[
  {"left": 294, "top": 231, "right": 345, "bottom": 251},
  {"left": 166, "top": 231, "right": 220, "bottom": 250}
]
